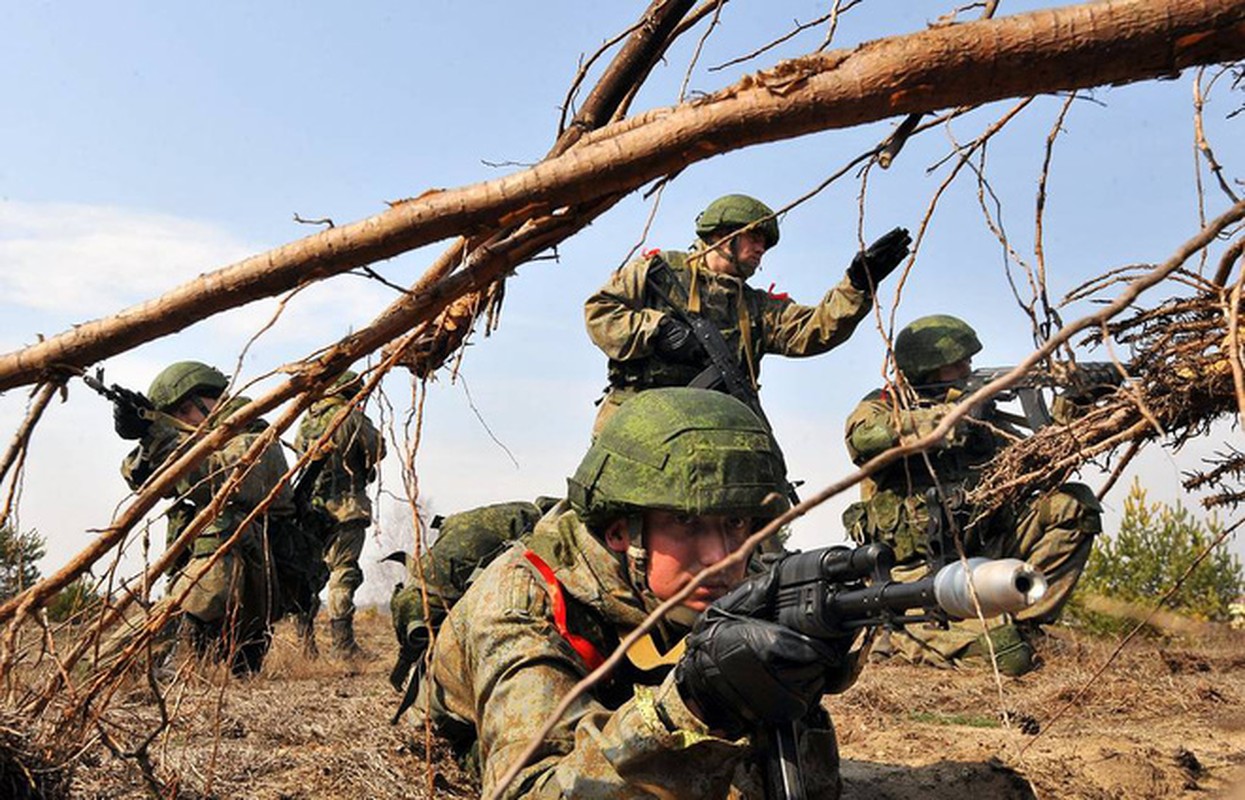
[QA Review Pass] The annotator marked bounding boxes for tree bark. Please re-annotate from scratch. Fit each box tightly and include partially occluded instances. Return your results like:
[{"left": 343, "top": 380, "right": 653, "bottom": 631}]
[
  {"left": 388, "top": 0, "right": 697, "bottom": 375},
  {"left": 1, "top": 0, "right": 1242, "bottom": 391}
]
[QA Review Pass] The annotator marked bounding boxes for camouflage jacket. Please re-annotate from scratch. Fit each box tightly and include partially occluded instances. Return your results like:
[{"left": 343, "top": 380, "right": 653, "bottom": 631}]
[
  {"left": 584, "top": 249, "right": 870, "bottom": 391},
  {"left": 121, "top": 397, "right": 296, "bottom": 549},
  {"left": 842, "top": 385, "right": 1024, "bottom": 562},
  {"left": 426, "top": 502, "right": 839, "bottom": 799},
  {"left": 294, "top": 395, "right": 385, "bottom": 524}
]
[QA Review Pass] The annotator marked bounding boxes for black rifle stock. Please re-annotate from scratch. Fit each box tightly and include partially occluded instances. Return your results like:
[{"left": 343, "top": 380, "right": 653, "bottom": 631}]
[
  {"left": 758, "top": 539, "right": 1047, "bottom": 800},
  {"left": 644, "top": 258, "right": 770, "bottom": 427}
]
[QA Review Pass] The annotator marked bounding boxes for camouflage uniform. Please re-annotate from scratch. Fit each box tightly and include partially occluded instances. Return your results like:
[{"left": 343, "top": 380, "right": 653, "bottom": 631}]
[
  {"left": 842, "top": 316, "right": 1102, "bottom": 667},
  {"left": 584, "top": 247, "right": 870, "bottom": 434},
  {"left": 122, "top": 395, "right": 297, "bottom": 673},
  {"left": 423, "top": 502, "right": 841, "bottom": 800},
  {"left": 295, "top": 385, "right": 385, "bottom": 653},
  {"left": 389, "top": 499, "right": 552, "bottom": 693}
]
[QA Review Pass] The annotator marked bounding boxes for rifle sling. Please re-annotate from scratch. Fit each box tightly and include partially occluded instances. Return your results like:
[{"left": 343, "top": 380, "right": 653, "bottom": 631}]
[{"left": 645, "top": 258, "right": 768, "bottom": 424}]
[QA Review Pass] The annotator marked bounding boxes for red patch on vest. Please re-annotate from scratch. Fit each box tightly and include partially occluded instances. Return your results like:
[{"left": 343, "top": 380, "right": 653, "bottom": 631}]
[
  {"left": 767, "top": 282, "right": 790, "bottom": 301},
  {"left": 642, "top": 248, "right": 661, "bottom": 259}
]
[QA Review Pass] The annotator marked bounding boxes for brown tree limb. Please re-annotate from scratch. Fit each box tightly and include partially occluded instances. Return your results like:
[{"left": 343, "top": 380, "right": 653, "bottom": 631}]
[
  {"left": 2, "top": 0, "right": 1242, "bottom": 392},
  {"left": 0, "top": 198, "right": 619, "bottom": 632},
  {"left": 389, "top": 0, "right": 698, "bottom": 375}
]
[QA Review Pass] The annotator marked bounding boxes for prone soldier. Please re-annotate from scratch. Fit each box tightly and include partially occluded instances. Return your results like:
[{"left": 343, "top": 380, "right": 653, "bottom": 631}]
[{"left": 419, "top": 388, "right": 852, "bottom": 799}]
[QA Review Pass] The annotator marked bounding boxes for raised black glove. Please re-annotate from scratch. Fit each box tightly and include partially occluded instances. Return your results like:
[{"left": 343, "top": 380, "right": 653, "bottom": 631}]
[
  {"left": 652, "top": 315, "right": 704, "bottom": 364},
  {"left": 846, "top": 226, "right": 912, "bottom": 292},
  {"left": 112, "top": 387, "right": 155, "bottom": 440}
]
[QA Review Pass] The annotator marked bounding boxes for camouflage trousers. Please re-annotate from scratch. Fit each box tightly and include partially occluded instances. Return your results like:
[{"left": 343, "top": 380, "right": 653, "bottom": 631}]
[
  {"left": 175, "top": 541, "right": 274, "bottom": 673},
  {"left": 881, "top": 483, "right": 1101, "bottom": 666},
  {"left": 324, "top": 520, "right": 367, "bottom": 621}
]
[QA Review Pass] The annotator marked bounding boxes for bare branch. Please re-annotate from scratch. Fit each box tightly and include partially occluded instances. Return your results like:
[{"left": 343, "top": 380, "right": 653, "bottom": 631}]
[{"left": 3, "top": 0, "right": 1241, "bottom": 392}]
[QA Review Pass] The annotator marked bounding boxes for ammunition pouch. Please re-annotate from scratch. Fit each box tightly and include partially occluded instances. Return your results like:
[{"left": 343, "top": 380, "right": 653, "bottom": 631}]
[{"left": 842, "top": 491, "right": 931, "bottom": 564}]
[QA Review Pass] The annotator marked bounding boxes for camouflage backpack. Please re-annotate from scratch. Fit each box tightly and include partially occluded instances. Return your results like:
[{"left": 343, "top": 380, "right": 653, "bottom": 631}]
[{"left": 387, "top": 498, "right": 559, "bottom": 708}]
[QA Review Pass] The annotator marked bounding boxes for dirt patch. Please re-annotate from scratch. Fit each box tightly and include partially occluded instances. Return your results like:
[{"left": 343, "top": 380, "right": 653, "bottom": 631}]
[{"left": 62, "top": 612, "right": 1245, "bottom": 799}]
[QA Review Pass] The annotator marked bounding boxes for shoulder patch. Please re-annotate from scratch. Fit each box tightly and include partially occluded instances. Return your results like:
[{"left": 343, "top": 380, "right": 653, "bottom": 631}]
[
  {"left": 642, "top": 247, "right": 661, "bottom": 259},
  {"left": 767, "top": 282, "right": 790, "bottom": 302}
]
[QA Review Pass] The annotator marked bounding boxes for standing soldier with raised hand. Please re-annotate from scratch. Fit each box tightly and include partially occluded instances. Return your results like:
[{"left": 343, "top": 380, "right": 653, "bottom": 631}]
[
  {"left": 584, "top": 193, "right": 911, "bottom": 433},
  {"left": 294, "top": 370, "right": 386, "bottom": 659}
]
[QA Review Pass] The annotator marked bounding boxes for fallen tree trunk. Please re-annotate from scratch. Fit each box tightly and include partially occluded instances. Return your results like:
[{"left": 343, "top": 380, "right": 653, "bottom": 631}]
[{"left": 1, "top": 0, "right": 1241, "bottom": 391}]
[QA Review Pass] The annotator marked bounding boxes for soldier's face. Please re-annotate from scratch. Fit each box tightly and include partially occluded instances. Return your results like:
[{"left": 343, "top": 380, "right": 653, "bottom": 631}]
[
  {"left": 931, "top": 358, "right": 972, "bottom": 383},
  {"left": 705, "top": 229, "right": 768, "bottom": 278},
  {"left": 172, "top": 394, "right": 219, "bottom": 425},
  {"left": 642, "top": 510, "right": 752, "bottom": 611}
]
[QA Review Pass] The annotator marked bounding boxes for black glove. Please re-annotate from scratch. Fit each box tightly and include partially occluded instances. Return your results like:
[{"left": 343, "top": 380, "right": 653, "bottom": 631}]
[
  {"left": 652, "top": 316, "right": 704, "bottom": 364},
  {"left": 675, "top": 564, "right": 839, "bottom": 737},
  {"left": 846, "top": 226, "right": 912, "bottom": 292},
  {"left": 112, "top": 387, "right": 154, "bottom": 440}
]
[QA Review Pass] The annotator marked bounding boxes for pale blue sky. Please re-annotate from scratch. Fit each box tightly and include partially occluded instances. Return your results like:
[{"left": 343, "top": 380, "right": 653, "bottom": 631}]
[{"left": 1, "top": 2, "right": 1241, "bottom": 601}]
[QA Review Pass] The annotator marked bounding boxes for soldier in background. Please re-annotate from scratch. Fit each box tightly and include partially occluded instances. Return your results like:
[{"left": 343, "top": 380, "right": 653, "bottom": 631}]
[
  {"left": 842, "top": 315, "right": 1103, "bottom": 675},
  {"left": 115, "top": 360, "right": 296, "bottom": 675},
  {"left": 294, "top": 370, "right": 386, "bottom": 658},
  {"left": 420, "top": 388, "right": 857, "bottom": 799},
  {"left": 584, "top": 193, "right": 910, "bottom": 433}
]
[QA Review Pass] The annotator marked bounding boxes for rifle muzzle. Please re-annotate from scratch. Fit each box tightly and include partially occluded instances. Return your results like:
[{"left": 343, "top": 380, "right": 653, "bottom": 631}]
[{"left": 932, "top": 558, "right": 1047, "bottom": 619}]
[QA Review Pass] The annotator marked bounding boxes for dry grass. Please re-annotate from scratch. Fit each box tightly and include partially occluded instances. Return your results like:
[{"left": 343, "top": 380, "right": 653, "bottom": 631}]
[{"left": 4, "top": 609, "right": 1244, "bottom": 798}]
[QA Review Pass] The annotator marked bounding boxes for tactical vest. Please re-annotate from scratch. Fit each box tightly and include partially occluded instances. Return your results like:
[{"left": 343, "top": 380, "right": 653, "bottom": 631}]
[
  {"left": 843, "top": 388, "right": 1004, "bottom": 564},
  {"left": 295, "top": 397, "right": 385, "bottom": 516},
  {"left": 607, "top": 251, "right": 766, "bottom": 390}
]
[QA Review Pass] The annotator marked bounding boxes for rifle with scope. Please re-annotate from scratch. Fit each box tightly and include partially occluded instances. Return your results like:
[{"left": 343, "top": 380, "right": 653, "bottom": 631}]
[
  {"left": 748, "top": 536, "right": 1047, "bottom": 800},
  {"left": 918, "top": 360, "right": 1126, "bottom": 430}
]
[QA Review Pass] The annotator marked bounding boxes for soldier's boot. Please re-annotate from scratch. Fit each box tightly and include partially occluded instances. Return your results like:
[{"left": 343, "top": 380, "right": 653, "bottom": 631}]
[
  {"left": 295, "top": 612, "right": 319, "bottom": 659},
  {"left": 330, "top": 617, "right": 371, "bottom": 660},
  {"left": 963, "top": 623, "right": 1036, "bottom": 677}
]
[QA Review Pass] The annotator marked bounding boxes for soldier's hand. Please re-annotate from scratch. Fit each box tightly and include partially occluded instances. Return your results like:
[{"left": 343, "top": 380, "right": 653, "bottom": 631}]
[
  {"left": 112, "top": 388, "right": 154, "bottom": 440},
  {"left": 653, "top": 316, "right": 704, "bottom": 364},
  {"left": 675, "top": 608, "right": 837, "bottom": 738},
  {"left": 847, "top": 226, "right": 912, "bottom": 292}
]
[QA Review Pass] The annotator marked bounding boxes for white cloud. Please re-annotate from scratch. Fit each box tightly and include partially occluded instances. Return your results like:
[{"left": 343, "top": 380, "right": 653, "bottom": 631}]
[{"left": 0, "top": 200, "right": 253, "bottom": 315}]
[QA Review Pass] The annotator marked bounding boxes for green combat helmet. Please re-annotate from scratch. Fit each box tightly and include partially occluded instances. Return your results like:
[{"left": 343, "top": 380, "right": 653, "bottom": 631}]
[
  {"left": 568, "top": 387, "right": 789, "bottom": 622},
  {"left": 893, "top": 314, "right": 982, "bottom": 385},
  {"left": 147, "top": 361, "right": 229, "bottom": 411},
  {"left": 694, "top": 194, "right": 780, "bottom": 249},
  {"left": 329, "top": 370, "right": 362, "bottom": 400},
  {"left": 568, "top": 386, "right": 789, "bottom": 527}
]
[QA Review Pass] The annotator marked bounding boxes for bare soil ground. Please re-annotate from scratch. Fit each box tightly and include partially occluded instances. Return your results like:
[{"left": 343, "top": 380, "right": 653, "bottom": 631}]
[{"left": 67, "top": 610, "right": 1245, "bottom": 799}]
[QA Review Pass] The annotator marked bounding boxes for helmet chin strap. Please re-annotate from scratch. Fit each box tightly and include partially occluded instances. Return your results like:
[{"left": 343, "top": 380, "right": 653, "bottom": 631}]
[
  {"left": 726, "top": 235, "right": 753, "bottom": 279},
  {"left": 191, "top": 395, "right": 215, "bottom": 419}
]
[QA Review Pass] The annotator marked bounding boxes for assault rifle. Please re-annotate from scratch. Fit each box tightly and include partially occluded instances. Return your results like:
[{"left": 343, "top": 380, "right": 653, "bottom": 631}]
[
  {"left": 755, "top": 488, "right": 1047, "bottom": 800},
  {"left": 82, "top": 368, "right": 158, "bottom": 439},
  {"left": 645, "top": 258, "right": 770, "bottom": 429},
  {"left": 919, "top": 360, "right": 1125, "bottom": 431}
]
